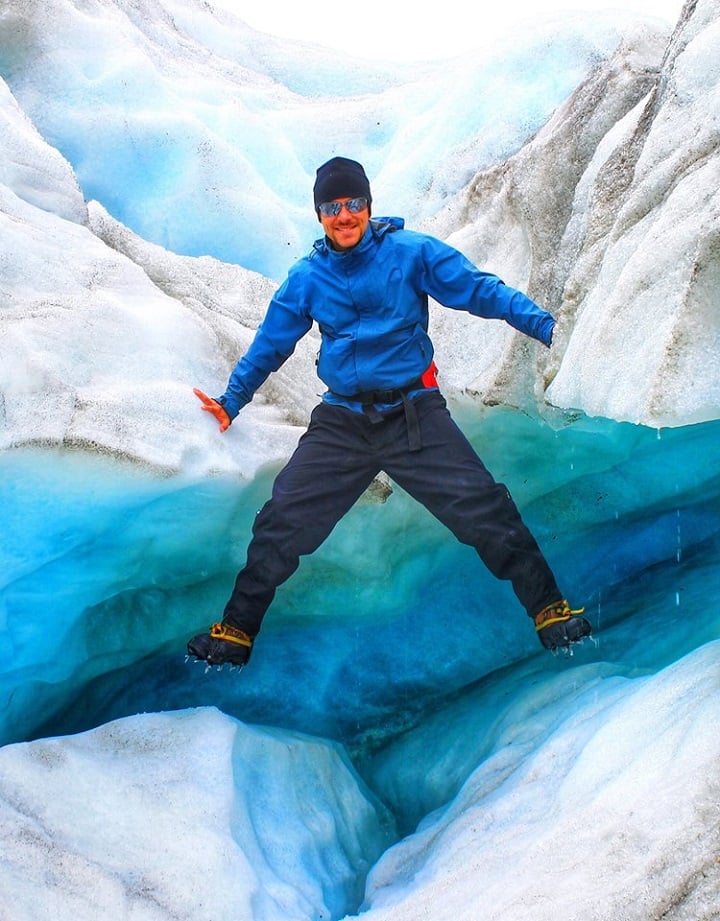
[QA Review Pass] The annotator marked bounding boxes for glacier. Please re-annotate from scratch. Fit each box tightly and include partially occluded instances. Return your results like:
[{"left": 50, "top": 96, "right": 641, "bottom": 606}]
[{"left": 0, "top": 0, "right": 719, "bottom": 919}]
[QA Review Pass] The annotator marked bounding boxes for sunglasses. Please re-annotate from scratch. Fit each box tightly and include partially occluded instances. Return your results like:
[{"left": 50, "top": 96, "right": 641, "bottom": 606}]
[{"left": 318, "top": 197, "right": 368, "bottom": 217}]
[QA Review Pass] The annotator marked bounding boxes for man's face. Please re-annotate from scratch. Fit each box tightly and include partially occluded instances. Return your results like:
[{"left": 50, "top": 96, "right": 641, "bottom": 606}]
[{"left": 319, "top": 197, "right": 370, "bottom": 251}]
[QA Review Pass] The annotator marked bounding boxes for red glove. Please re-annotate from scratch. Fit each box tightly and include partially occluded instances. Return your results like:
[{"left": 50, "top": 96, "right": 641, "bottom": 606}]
[{"left": 193, "top": 388, "right": 231, "bottom": 432}]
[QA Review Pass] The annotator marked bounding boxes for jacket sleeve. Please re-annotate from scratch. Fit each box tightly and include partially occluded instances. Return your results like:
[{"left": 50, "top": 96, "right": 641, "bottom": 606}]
[
  {"left": 418, "top": 235, "right": 555, "bottom": 347},
  {"left": 216, "top": 274, "right": 313, "bottom": 419}
]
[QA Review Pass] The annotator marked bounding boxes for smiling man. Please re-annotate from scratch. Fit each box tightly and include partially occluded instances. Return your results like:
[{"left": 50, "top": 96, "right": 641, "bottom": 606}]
[
  {"left": 318, "top": 193, "right": 370, "bottom": 250},
  {"left": 189, "top": 156, "right": 591, "bottom": 668}
]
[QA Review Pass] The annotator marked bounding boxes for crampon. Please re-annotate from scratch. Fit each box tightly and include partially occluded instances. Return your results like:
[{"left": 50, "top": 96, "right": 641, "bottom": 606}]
[
  {"left": 534, "top": 600, "right": 592, "bottom": 653},
  {"left": 186, "top": 622, "right": 253, "bottom": 672}
]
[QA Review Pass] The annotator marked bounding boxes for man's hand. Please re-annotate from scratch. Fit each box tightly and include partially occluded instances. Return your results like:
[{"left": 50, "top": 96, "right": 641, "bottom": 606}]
[{"left": 193, "top": 388, "right": 231, "bottom": 432}]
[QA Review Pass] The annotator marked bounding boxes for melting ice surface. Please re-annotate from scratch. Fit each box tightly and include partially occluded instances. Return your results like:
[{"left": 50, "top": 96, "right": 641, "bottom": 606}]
[
  {"left": 4, "top": 409, "right": 720, "bottom": 754},
  {"left": 2, "top": 408, "right": 719, "bottom": 920}
]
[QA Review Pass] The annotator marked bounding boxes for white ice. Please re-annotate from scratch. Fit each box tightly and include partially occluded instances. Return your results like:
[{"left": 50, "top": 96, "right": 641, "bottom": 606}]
[{"left": 0, "top": 708, "right": 393, "bottom": 920}]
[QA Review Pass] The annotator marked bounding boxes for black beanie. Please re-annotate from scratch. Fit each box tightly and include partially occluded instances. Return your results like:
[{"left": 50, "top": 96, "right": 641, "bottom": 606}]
[{"left": 313, "top": 157, "right": 372, "bottom": 210}]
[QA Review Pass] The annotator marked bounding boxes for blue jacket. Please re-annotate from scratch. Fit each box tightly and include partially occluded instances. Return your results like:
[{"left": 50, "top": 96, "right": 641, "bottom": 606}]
[{"left": 217, "top": 218, "right": 555, "bottom": 419}]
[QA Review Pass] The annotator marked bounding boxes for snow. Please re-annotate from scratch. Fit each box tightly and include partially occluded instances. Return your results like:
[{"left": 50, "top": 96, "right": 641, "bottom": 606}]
[
  {"left": 0, "top": 708, "right": 393, "bottom": 921},
  {"left": 358, "top": 643, "right": 720, "bottom": 921},
  {"left": 545, "top": 2, "right": 720, "bottom": 424},
  {"left": 1, "top": 0, "right": 719, "bottom": 919}
]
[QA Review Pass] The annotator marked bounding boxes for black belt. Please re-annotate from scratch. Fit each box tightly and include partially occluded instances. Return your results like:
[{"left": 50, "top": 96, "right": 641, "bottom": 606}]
[
  {"left": 346, "top": 377, "right": 423, "bottom": 406},
  {"left": 331, "top": 378, "right": 425, "bottom": 452}
]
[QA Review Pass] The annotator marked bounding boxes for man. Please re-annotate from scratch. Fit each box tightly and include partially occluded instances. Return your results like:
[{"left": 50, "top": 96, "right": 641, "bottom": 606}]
[{"left": 188, "top": 156, "right": 591, "bottom": 668}]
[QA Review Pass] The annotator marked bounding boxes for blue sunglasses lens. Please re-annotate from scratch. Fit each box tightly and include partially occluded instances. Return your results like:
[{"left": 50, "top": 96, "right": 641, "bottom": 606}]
[{"left": 319, "top": 197, "right": 368, "bottom": 216}]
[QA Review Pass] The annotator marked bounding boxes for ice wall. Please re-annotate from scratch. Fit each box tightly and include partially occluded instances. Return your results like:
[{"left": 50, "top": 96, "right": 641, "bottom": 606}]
[
  {"left": 2, "top": 411, "right": 718, "bottom": 921},
  {"left": 1, "top": 0, "right": 716, "bottom": 476},
  {"left": 359, "top": 642, "right": 720, "bottom": 921},
  {"left": 425, "top": 0, "right": 720, "bottom": 427},
  {"left": 0, "top": 0, "right": 643, "bottom": 280}
]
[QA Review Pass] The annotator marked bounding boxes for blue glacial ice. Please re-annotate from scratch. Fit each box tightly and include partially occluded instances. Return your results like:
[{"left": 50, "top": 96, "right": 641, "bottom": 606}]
[
  {"left": 0, "top": 0, "right": 663, "bottom": 282},
  {"left": 2, "top": 409, "right": 719, "bottom": 756},
  {"left": 1, "top": 410, "right": 718, "bottom": 920}
]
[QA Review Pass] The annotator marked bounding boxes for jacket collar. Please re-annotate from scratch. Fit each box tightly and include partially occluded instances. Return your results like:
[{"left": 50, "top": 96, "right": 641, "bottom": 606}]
[{"left": 312, "top": 216, "right": 405, "bottom": 257}]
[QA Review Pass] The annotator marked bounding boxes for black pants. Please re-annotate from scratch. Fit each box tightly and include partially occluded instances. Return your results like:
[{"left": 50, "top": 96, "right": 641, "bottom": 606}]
[{"left": 223, "top": 392, "right": 561, "bottom": 636}]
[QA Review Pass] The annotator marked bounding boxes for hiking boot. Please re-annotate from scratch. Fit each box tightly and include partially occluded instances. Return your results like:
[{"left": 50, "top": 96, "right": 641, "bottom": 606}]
[
  {"left": 534, "top": 600, "right": 592, "bottom": 651},
  {"left": 187, "top": 622, "right": 253, "bottom": 667}
]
